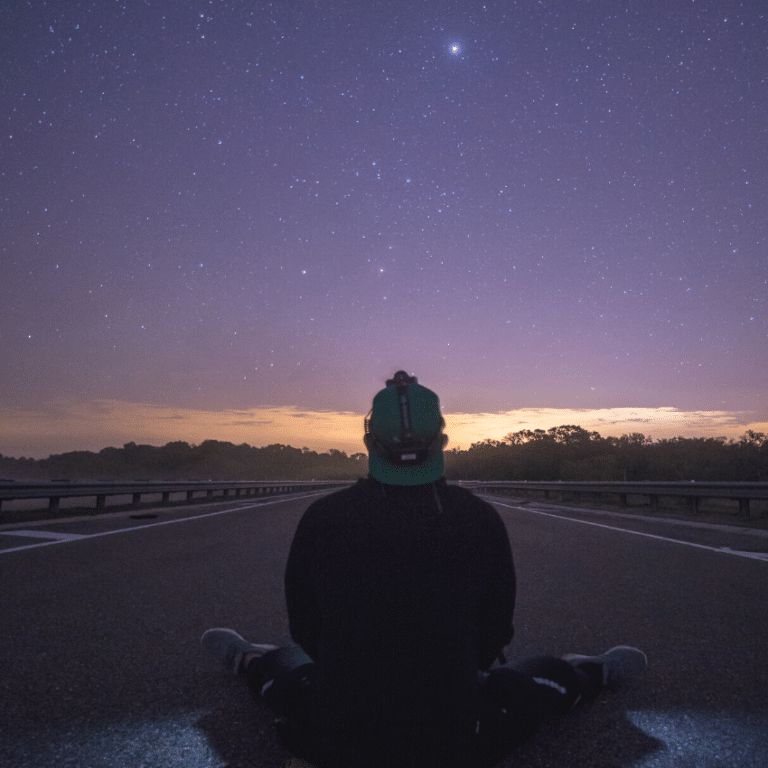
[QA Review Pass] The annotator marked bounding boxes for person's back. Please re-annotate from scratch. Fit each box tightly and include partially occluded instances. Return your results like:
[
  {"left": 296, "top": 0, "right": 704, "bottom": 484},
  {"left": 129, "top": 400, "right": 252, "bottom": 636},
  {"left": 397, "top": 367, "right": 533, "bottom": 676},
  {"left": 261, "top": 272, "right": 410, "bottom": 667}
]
[{"left": 285, "top": 476, "right": 516, "bottom": 767}]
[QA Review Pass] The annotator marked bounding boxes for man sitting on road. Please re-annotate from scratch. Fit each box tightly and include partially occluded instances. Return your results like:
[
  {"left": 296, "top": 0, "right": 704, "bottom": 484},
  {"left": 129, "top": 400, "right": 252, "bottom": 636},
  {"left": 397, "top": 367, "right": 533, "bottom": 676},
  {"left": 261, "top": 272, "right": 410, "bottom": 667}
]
[{"left": 202, "top": 371, "right": 647, "bottom": 768}]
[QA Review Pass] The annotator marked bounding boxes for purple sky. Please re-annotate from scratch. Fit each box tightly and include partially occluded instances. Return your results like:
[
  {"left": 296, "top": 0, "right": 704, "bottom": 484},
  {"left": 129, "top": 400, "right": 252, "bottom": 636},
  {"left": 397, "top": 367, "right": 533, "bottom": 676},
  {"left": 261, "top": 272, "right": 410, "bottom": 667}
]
[{"left": 1, "top": 1, "right": 766, "bottom": 458}]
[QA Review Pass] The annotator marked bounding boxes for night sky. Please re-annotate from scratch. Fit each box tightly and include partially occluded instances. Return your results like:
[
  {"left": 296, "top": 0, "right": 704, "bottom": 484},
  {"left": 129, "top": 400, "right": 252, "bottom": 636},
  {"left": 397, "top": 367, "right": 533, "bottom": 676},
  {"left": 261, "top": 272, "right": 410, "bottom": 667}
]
[{"left": 2, "top": 0, "right": 766, "bottom": 459}]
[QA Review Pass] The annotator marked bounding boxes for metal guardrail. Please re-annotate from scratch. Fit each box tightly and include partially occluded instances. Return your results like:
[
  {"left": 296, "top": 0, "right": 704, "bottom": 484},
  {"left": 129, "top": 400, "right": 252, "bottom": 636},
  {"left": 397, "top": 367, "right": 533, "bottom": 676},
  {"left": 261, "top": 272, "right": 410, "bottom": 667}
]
[
  {"left": 5, "top": 478, "right": 766, "bottom": 520},
  {"left": 460, "top": 480, "right": 768, "bottom": 519},
  {"left": 0, "top": 480, "right": 350, "bottom": 517}
]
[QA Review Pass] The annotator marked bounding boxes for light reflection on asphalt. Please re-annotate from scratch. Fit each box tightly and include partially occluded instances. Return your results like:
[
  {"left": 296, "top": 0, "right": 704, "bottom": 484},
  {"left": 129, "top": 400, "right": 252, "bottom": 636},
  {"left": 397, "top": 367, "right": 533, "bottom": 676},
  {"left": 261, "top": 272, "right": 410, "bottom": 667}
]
[{"left": 627, "top": 710, "right": 768, "bottom": 767}]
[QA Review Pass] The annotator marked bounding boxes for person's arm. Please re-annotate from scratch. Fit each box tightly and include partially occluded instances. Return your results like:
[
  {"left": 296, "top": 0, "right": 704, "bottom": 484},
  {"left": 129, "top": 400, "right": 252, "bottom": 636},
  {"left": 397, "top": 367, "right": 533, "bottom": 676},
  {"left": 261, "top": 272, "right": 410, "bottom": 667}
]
[
  {"left": 284, "top": 513, "right": 322, "bottom": 662},
  {"left": 476, "top": 510, "right": 516, "bottom": 670}
]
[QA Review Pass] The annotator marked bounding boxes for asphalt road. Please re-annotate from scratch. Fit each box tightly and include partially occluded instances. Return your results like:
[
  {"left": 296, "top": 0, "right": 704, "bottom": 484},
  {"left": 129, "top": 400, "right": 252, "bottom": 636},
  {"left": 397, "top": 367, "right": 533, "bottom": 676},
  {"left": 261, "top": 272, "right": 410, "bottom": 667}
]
[{"left": 1, "top": 487, "right": 766, "bottom": 768}]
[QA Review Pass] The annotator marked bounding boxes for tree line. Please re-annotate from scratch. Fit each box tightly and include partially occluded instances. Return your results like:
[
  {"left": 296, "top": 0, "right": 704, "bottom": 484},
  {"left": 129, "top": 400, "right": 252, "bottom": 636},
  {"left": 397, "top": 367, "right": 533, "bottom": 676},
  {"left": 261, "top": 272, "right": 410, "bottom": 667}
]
[
  {"left": 1, "top": 426, "right": 766, "bottom": 483},
  {"left": 442, "top": 425, "right": 768, "bottom": 482},
  {"left": 0, "top": 441, "right": 367, "bottom": 482}
]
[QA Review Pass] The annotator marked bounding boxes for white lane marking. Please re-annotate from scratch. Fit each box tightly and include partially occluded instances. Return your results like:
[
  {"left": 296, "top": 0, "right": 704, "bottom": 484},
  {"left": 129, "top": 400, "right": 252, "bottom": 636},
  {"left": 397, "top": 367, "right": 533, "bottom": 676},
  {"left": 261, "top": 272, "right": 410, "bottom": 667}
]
[
  {"left": 1, "top": 530, "right": 89, "bottom": 541},
  {"left": 0, "top": 491, "right": 329, "bottom": 555},
  {"left": 479, "top": 494, "right": 768, "bottom": 537},
  {"left": 486, "top": 498, "right": 768, "bottom": 563}
]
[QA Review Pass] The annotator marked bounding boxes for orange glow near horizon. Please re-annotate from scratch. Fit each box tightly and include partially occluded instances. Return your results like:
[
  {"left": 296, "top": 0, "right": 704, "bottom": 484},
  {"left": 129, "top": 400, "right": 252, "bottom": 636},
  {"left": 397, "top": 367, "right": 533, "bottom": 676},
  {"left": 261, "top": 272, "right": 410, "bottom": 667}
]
[{"left": 1, "top": 399, "right": 766, "bottom": 460}]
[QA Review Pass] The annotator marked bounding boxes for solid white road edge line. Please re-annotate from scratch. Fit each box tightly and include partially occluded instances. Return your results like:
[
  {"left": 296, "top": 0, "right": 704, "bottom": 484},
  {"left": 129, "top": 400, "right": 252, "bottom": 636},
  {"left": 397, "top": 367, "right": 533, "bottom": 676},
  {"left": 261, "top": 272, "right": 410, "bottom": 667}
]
[
  {"left": 486, "top": 498, "right": 768, "bottom": 563},
  {"left": 1, "top": 530, "right": 89, "bottom": 540},
  {"left": 0, "top": 491, "right": 329, "bottom": 555}
]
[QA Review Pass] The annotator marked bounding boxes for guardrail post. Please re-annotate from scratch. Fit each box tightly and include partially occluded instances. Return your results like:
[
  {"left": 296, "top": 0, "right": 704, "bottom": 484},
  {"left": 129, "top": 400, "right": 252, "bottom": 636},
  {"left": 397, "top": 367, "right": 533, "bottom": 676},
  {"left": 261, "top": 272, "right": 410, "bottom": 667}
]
[
  {"left": 688, "top": 496, "right": 699, "bottom": 514},
  {"left": 96, "top": 495, "right": 106, "bottom": 511},
  {"left": 738, "top": 498, "right": 750, "bottom": 519},
  {"left": 187, "top": 490, "right": 195, "bottom": 502},
  {"left": 649, "top": 495, "right": 659, "bottom": 512},
  {"left": 132, "top": 493, "right": 141, "bottom": 509},
  {"left": 49, "top": 496, "right": 60, "bottom": 513},
  {"left": 162, "top": 492, "right": 170, "bottom": 505},
  {"left": 619, "top": 493, "right": 628, "bottom": 506}
]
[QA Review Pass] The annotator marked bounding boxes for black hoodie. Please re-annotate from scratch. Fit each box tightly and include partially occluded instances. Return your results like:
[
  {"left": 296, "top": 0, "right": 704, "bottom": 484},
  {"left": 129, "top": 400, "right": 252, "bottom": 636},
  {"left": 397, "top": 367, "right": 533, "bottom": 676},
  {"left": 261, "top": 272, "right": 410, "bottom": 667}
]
[{"left": 284, "top": 477, "right": 516, "bottom": 768}]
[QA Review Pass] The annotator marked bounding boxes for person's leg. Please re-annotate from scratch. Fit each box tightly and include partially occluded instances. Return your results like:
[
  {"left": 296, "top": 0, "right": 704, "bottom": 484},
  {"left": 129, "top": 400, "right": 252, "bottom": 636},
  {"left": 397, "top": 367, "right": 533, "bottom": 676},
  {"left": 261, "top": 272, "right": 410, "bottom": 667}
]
[
  {"left": 244, "top": 645, "right": 315, "bottom": 712},
  {"left": 245, "top": 645, "right": 316, "bottom": 761},
  {"left": 201, "top": 630, "right": 317, "bottom": 762},
  {"left": 476, "top": 647, "right": 646, "bottom": 765},
  {"left": 476, "top": 654, "right": 586, "bottom": 764}
]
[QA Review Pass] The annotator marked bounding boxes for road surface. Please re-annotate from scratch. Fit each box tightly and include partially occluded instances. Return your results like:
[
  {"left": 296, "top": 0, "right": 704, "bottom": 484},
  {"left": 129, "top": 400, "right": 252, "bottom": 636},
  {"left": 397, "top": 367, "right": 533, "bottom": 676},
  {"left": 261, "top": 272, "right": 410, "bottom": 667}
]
[{"left": 1, "top": 487, "right": 766, "bottom": 767}]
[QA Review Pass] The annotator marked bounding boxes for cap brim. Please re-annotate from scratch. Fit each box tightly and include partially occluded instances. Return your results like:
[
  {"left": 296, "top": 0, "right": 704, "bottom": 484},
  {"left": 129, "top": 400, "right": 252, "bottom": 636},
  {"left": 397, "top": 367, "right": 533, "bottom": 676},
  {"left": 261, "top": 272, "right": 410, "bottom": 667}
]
[{"left": 367, "top": 445, "right": 444, "bottom": 486}]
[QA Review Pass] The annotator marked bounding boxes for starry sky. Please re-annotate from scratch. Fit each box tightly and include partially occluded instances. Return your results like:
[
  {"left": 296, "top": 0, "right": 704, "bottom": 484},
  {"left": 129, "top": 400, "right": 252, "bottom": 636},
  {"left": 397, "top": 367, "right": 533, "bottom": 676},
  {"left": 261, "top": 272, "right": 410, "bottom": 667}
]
[{"left": 1, "top": 0, "right": 766, "bottom": 459}]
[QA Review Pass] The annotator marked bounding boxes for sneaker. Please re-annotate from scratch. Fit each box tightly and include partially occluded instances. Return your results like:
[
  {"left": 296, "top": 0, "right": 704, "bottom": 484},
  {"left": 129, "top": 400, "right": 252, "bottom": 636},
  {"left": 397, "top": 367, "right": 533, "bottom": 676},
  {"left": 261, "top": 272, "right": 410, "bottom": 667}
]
[
  {"left": 201, "top": 628, "right": 277, "bottom": 675},
  {"left": 563, "top": 645, "right": 647, "bottom": 688}
]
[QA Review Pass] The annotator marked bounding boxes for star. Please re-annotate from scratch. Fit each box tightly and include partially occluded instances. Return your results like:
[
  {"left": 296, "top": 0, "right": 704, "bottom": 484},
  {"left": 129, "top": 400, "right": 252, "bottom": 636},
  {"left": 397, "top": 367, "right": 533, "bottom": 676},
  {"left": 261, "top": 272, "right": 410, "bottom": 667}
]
[{"left": 446, "top": 40, "right": 464, "bottom": 57}]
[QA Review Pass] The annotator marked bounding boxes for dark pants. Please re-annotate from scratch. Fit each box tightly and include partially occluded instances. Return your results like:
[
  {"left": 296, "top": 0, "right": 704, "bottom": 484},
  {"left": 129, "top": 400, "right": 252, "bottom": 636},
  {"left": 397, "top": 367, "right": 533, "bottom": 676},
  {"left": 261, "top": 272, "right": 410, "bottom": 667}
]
[{"left": 247, "top": 646, "right": 599, "bottom": 767}]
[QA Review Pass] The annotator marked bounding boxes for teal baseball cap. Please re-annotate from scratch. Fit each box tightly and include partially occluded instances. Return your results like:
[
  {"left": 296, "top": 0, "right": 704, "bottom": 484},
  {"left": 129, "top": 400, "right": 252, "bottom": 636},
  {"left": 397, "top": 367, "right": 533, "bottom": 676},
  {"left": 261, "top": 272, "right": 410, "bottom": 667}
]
[{"left": 364, "top": 371, "right": 448, "bottom": 486}]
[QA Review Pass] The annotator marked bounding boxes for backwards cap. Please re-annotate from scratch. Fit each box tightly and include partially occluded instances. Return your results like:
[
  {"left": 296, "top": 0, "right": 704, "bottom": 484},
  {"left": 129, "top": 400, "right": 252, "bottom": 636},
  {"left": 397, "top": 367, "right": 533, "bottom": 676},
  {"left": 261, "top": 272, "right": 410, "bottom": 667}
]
[{"left": 365, "top": 371, "right": 447, "bottom": 486}]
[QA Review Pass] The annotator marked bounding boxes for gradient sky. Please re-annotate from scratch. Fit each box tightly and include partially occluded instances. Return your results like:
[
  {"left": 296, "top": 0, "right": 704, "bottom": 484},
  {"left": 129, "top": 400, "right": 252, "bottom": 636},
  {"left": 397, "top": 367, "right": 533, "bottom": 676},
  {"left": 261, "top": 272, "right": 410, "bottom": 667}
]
[{"left": 2, "top": 0, "right": 766, "bottom": 459}]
